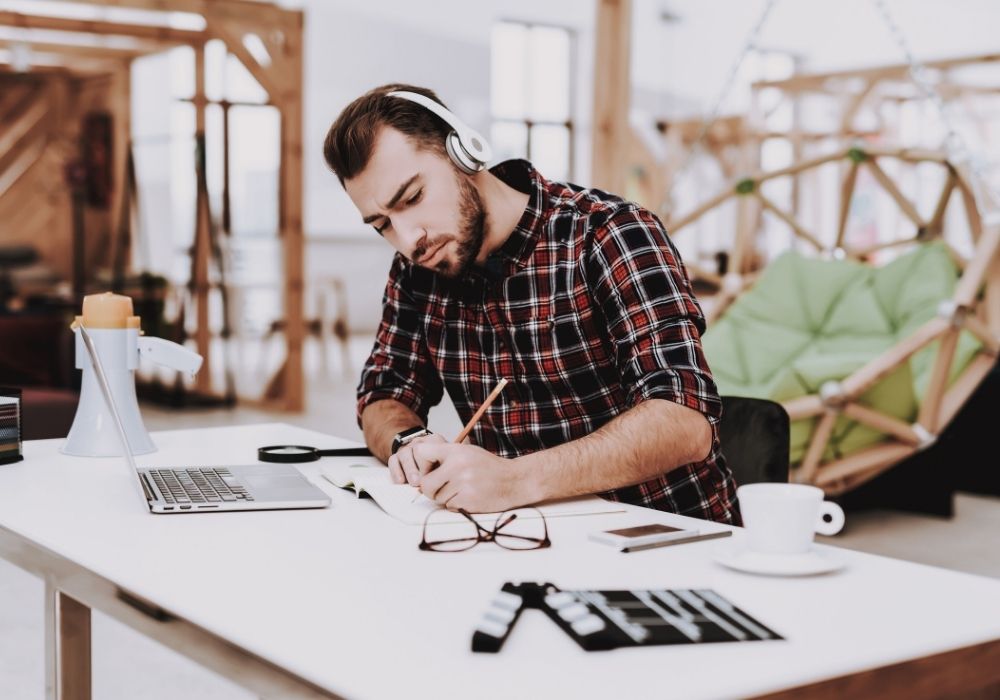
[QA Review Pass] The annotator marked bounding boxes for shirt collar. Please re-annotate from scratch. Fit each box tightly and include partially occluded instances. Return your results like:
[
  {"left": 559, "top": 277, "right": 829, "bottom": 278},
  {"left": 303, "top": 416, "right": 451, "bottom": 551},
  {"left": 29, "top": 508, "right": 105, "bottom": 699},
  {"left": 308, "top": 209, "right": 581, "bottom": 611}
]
[{"left": 478, "top": 159, "right": 546, "bottom": 280}]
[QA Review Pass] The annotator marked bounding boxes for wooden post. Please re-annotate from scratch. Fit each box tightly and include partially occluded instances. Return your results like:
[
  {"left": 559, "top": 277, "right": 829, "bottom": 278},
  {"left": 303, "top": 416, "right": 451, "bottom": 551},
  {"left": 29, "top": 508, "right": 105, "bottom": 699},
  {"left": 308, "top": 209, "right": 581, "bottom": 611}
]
[
  {"left": 917, "top": 328, "right": 961, "bottom": 434},
  {"left": 796, "top": 410, "right": 838, "bottom": 484},
  {"left": 926, "top": 170, "right": 956, "bottom": 238},
  {"left": 834, "top": 160, "right": 859, "bottom": 250},
  {"left": 278, "top": 12, "right": 305, "bottom": 412},
  {"left": 192, "top": 43, "right": 213, "bottom": 395},
  {"left": 591, "top": 0, "right": 631, "bottom": 194}
]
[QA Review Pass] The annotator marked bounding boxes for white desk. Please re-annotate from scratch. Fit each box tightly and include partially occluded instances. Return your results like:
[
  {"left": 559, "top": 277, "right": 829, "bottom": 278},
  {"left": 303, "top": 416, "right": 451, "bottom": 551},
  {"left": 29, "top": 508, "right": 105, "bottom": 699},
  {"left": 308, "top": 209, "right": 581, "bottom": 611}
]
[{"left": 2, "top": 423, "right": 999, "bottom": 700}]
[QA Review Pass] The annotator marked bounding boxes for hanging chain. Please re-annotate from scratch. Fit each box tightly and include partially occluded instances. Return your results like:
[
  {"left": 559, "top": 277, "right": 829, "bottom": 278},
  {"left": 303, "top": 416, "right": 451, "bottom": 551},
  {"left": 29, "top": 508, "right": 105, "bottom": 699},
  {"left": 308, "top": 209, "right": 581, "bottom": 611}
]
[
  {"left": 871, "top": 0, "right": 1000, "bottom": 220},
  {"left": 662, "top": 0, "right": 780, "bottom": 216}
]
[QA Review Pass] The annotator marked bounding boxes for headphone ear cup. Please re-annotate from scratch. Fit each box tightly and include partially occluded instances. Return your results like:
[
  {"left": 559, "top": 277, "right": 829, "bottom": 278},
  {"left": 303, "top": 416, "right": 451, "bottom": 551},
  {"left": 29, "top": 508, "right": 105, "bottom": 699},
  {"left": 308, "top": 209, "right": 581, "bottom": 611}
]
[{"left": 446, "top": 131, "right": 483, "bottom": 175}]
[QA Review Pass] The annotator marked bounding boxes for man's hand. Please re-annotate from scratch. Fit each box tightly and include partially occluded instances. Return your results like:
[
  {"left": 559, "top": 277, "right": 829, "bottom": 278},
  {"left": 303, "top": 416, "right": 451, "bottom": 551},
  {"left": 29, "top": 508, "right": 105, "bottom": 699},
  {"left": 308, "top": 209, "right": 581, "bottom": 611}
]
[
  {"left": 387, "top": 432, "right": 446, "bottom": 485},
  {"left": 410, "top": 442, "right": 528, "bottom": 513}
]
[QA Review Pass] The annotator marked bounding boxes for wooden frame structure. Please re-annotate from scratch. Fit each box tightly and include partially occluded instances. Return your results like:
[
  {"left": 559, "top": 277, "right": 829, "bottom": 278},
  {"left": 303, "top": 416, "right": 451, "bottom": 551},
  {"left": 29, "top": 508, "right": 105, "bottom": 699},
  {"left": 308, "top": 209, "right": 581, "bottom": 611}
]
[
  {"left": 0, "top": 0, "right": 305, "bottom": 411},
  {"left": 665, "top": 146, "right": 1000, "bottom": 493},
  {"left": 753, "top": 52, "right": 1000, "bottom": 137}
]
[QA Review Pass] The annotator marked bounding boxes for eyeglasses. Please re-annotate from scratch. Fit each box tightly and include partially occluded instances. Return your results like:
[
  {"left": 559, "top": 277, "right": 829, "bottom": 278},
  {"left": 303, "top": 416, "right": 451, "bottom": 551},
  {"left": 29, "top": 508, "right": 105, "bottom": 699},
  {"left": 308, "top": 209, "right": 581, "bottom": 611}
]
[{"left": 419, "top": 507, "right": 551, "bottom": 552}]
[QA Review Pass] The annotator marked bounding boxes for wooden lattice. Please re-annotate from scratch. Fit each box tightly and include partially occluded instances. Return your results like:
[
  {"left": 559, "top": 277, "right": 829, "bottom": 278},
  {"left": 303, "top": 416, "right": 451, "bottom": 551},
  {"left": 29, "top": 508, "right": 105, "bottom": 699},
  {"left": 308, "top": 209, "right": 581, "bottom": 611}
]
[{"left": 666, "top": 146, "right": 1000, "bottom": 494}]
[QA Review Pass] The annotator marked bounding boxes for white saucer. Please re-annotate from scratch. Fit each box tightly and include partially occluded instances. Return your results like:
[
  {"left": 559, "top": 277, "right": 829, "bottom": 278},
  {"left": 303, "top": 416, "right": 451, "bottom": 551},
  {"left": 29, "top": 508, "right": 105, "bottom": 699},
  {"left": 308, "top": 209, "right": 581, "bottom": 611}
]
[{"left": 713, "top": 544, "right": 846, "bottom": 577}]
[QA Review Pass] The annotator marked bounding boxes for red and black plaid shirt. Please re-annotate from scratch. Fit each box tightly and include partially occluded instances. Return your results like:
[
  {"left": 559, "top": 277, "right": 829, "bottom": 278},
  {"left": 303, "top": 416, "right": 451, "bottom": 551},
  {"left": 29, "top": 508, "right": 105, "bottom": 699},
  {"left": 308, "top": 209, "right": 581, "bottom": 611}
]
[{"left": 358, "top": 160, "right": 739, "bottom": 524}]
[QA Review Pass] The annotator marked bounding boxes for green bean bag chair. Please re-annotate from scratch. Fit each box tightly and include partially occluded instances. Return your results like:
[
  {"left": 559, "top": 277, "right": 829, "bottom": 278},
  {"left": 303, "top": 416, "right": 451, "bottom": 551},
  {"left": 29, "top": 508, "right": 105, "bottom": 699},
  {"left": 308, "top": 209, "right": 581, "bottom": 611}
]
[{"left": 702, "top": 241, "right": 981, "bottom": 463}]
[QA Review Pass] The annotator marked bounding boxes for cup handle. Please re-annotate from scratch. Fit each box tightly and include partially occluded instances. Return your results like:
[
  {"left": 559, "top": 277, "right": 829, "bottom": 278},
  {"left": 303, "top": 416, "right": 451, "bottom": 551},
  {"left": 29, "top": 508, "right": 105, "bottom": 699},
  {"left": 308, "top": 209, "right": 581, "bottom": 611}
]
[{"left": 815, "top": 501, "right": 845, "bottom": 536}]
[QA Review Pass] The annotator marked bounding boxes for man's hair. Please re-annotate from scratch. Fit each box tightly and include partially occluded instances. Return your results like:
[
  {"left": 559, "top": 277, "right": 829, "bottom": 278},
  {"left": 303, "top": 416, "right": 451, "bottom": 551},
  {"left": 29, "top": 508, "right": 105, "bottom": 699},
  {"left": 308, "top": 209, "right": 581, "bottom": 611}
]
[{"left": 323, "top": 83, "right": 452, "bottom": 185}]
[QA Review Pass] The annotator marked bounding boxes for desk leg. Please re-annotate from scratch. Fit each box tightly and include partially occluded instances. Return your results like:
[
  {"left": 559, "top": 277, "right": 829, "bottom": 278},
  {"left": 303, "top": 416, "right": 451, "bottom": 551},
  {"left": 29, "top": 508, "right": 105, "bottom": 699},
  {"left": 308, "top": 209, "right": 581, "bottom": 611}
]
[{"left": 45, "top": 582, "right": 92, "bottom": 700}]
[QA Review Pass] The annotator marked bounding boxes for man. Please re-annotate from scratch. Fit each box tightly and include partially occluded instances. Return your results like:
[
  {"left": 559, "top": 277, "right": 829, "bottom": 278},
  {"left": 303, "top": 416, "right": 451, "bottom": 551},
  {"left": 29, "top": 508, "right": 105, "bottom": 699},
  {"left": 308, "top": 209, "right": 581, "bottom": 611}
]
[{"left": 323, "top": 83, "right": 739, "bottom": 523}]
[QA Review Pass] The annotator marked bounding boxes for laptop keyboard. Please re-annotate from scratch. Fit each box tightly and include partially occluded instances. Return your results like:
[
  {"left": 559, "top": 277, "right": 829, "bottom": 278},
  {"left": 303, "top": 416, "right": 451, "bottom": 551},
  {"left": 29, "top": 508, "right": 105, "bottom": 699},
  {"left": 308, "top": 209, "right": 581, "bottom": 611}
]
[{"left": 148, "top": 468, "right": 254, "bottom": 504}]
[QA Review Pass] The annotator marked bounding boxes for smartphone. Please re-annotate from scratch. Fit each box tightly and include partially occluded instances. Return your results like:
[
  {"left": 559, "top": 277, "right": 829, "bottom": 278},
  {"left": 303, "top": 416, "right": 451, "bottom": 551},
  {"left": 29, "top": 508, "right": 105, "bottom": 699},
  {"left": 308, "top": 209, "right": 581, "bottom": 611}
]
[{"left": 588, "top": 523, "right": 697, "bottom": 550}]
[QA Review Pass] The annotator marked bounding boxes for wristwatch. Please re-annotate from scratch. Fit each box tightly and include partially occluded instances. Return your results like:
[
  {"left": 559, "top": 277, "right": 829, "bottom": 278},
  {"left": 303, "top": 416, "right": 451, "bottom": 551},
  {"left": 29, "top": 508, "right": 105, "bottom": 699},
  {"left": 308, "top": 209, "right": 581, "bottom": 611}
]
[{"left": 391, "top": 426, "right": 432, "bottom": 455}]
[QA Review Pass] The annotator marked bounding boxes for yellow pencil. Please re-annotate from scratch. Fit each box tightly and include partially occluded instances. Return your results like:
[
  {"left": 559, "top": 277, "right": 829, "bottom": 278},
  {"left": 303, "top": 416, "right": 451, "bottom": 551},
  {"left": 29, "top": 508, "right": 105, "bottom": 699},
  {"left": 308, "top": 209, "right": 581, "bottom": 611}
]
[{"left": 411, "top": 378, "right": 508, "bottom": 502}]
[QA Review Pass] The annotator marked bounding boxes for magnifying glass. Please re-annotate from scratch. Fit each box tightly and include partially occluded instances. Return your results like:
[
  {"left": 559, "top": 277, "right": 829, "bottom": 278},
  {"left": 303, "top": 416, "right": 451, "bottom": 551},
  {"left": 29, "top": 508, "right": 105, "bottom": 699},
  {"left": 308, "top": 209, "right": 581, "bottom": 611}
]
[{"left": 258, "top": 445, "right": 372, "bottom": 463}]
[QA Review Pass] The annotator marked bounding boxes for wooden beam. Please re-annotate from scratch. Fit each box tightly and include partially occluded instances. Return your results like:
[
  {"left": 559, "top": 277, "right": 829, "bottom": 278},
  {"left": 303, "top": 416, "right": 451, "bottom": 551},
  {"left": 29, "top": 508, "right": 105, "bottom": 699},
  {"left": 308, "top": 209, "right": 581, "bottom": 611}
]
[
  {"left": 797, "top": 410, "right": 838, "bottom": 483},
  {"left": 926, "top": 170, "right": 957, "bottom": 237},
  {"left": 955, "top": 171, "right": 984, "bottom": 243},
  {"left": 939, "top": 353, "right": 996, "bottom": 427},
  {"left": 813, "top": 442, "right": 917, "bottom": 493},
  {"left": 590, "top": 0, "right": 631, "bottom": 194},
  {"left": 208, "top": 20, "right": 278, "bottom": 99},
  {"left": 866, "top": 158, "right": 926, "bottom": 228},
  {"left": 277, "top": 11, "right": 304, "bottom": 412},
  {"left": 841, "top": 317, "right": 949, "bottom": 398},
  {"left": 0, "top": 113, "right": 47, "bottom": 199},
  {"left": 192, "top": 43, "right": 212, "bottom": 396},
  {"left": 753, "top": 52, "right": 1000, "bottom": 92},
  {"left": 862, "top": 146, "right": 950, "bottom": 164},
  {"left": 665, "top": 189, "right": 733, "bottom": 235},
  {"left": 839, "top": 79, "right": 879, "bottom": 132},
  {"left": 841, "top": 403, "right": 922, "bottom": 446},
  {"left": 852, "top": 236, "right": 919, "bottom": 260},
  {"left": 783, "top": 395, "right": 824, "bottom": 421},
  {"left": 834, "top": 161, "right": 859, "bottom": 249},
  {"left": 0, "top": 9, "right": 206, "bottom": 44},
  {"left": 0, "top": 91, "right": 47, "bottom": 162},
  {"left": 0, "top": 55, "right": 116, "bottom": 74},
  {"left": 963, "top": 314, "right": 1000, "bottom": 355},
  {"left": 43, "top": 0, "right": 290, "bottom": 21},
  {"left": 0, "top": 80, "right": 34, "bottom": 116},
  {"left": 756, "top": 192, "right": 825, "bottom": 251},
  {"left": 955, "top": 225, "right": 1000, "bottom": 306},
  {"left": 0, "top": 39, "right": 151, "bottom": 61},
  {"left": 757, "top": 149, "right": 848, "bottom": 183}
]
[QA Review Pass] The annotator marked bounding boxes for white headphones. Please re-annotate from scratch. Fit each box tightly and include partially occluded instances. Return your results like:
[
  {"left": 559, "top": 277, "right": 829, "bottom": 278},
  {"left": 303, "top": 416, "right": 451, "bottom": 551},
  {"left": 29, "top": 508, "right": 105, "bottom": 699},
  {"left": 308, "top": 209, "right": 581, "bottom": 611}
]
[{"left": 387, "top": 90, "right": 493, "bottom": 175}]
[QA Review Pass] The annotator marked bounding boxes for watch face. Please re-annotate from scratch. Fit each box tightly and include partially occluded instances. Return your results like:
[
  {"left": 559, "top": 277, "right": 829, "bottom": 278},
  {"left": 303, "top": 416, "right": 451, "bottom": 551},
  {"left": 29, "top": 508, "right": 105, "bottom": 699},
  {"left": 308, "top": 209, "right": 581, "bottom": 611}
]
[{"left": 393, "top": 427, "right": 429, "bottom": 454}]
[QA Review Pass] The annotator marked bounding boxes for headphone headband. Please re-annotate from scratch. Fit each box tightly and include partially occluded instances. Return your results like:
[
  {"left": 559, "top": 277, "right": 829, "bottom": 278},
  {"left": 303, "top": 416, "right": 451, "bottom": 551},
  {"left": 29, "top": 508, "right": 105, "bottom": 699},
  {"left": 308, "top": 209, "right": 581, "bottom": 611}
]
[{"left": 387, "top": 90, "right": 493, "bottom": 175}]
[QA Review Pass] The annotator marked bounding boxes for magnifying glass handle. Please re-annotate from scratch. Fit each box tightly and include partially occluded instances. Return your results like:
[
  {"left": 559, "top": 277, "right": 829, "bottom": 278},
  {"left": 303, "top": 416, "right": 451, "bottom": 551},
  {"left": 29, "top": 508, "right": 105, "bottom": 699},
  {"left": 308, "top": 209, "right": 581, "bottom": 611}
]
[{"left": 317, "top": 447, "right": 372, "bottom": 457}]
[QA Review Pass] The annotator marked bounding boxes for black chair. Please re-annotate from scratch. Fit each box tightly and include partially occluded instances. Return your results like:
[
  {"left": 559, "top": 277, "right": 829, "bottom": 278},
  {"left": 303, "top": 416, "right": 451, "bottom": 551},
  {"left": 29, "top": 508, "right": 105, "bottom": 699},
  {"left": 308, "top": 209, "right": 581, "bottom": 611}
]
[{"left": 719, "top": 396, "right": 790, "bottom": 485}]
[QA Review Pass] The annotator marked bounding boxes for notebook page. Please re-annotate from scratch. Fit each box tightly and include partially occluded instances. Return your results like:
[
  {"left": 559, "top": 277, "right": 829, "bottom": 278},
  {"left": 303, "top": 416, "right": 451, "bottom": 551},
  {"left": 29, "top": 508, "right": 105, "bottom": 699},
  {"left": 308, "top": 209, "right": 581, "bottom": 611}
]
[{"left": 321, "top": 463, "right": 625, "bottom": 526}]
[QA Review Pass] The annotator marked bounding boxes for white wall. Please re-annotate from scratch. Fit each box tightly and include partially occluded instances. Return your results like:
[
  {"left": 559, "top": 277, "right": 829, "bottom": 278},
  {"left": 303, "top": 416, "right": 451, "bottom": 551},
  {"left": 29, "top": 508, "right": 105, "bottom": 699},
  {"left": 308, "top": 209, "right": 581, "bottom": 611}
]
[
  {"left": 301, "top": 0, "right": 596, "bottom": 239},
  {"left": 631, "top": 0, "right": 1000, "bottom": 113},
  {"left": 296, "top": 0, "right": 596, "bottom": 331}
]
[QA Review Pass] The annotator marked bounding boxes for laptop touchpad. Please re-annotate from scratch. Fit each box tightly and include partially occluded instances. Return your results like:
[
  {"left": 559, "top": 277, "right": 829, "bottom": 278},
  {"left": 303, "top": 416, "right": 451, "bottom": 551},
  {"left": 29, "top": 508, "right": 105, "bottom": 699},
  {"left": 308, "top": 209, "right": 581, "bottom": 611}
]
[{"left": 245, "top": 475, "right": 307, "bottom": 490}]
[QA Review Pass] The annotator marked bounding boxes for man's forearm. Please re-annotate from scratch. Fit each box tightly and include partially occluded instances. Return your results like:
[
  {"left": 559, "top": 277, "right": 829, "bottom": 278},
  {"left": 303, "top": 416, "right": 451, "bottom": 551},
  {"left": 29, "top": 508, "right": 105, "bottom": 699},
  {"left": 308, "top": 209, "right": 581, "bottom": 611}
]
[
  {"left": 514, "top": 398, "right": 713, "bottom": 502},
  {"left": 361, "top": 399, "right": 425, "bottom": 463}
]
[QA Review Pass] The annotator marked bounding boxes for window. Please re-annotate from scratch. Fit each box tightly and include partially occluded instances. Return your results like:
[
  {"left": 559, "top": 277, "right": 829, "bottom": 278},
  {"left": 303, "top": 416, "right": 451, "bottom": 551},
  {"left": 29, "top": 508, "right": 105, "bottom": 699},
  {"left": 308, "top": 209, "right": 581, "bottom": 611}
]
[
  {"left": 130, "top": 41, "right": 282, "bottom": 334},
  {"left": 491, "top": 21, "right": 574, "bottom": 181}
]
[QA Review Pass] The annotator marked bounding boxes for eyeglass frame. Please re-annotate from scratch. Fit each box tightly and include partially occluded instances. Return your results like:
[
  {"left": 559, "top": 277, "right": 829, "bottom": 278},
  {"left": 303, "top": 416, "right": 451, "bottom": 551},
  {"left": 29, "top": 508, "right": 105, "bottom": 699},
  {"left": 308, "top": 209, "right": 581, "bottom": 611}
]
[{"left": 419, "top": 507, "right": 551, "bottom": 552}]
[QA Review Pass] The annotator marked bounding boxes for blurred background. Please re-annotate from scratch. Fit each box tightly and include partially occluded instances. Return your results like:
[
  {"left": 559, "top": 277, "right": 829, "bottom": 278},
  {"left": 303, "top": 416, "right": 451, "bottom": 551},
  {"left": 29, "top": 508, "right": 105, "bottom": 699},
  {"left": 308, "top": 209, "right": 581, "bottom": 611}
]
[{"left": 1, "top": 2, "right": 999, "bottom": 695}]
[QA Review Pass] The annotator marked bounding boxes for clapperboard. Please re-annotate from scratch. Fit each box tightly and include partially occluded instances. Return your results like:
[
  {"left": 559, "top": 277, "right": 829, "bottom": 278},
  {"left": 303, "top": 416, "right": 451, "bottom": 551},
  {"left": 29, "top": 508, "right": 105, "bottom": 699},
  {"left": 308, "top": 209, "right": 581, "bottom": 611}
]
[
  {"left": 472, "top": 581, "right": 782, "bottom": 653},
  {"left": 0, "top": 388, "right": 24, "bottom": 465}
]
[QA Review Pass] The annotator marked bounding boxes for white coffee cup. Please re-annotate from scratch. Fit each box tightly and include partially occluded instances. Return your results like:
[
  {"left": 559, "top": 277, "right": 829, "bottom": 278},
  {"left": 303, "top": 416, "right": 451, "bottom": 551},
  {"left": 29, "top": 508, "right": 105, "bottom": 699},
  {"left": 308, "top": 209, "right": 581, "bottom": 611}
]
[{"left": 737, "top": 483, "right": 845, "bottom": 555}]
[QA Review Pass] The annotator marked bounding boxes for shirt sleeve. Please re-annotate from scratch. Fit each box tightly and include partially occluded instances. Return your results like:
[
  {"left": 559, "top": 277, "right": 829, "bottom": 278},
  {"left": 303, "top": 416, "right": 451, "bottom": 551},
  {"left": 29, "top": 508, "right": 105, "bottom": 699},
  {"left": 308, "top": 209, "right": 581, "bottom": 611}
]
[
  {"left": 585, "top": 203, "right": 723, "bottom": 428},
  {"left": 356, "top": 256, "right": 444, "bottom": 427}
]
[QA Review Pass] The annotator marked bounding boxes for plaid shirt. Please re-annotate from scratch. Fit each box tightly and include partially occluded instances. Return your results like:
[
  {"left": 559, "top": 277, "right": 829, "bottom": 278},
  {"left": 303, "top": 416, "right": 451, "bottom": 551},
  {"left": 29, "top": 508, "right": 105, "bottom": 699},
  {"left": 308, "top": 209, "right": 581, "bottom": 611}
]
[{"left": 358, "top": 160, "right": 739, "bottom": 524}]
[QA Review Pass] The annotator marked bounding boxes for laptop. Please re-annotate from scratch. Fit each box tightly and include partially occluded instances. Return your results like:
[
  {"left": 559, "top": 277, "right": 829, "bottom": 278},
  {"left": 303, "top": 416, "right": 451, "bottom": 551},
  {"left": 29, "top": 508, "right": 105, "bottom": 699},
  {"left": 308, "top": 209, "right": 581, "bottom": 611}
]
[{"left": 78, "top": 325, "right": 331, "bottom": 514}]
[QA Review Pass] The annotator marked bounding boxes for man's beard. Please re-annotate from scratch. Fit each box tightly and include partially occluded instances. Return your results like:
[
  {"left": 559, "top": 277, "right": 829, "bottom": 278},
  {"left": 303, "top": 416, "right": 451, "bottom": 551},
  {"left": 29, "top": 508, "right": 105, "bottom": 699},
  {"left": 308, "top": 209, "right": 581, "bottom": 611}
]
[{"left": 413, "top": 175, "right": 486, "bottom": 278}]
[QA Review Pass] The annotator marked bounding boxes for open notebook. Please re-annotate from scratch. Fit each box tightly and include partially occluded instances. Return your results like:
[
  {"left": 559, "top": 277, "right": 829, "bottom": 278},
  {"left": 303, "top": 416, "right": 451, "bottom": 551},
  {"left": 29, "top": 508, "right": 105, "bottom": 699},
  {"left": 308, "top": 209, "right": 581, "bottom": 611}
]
[{"left": 321, "top": 460, "right": 625, "bottom": 526}]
